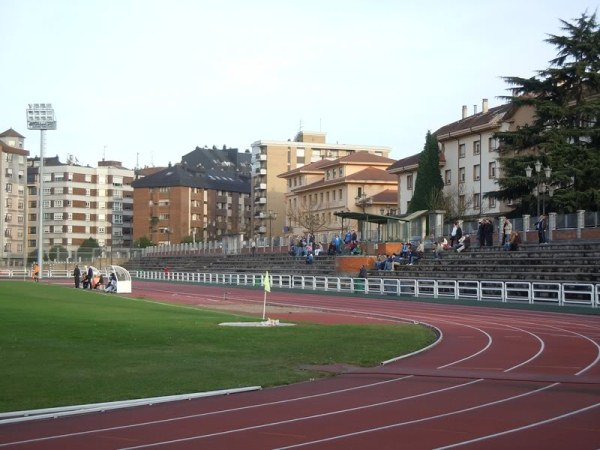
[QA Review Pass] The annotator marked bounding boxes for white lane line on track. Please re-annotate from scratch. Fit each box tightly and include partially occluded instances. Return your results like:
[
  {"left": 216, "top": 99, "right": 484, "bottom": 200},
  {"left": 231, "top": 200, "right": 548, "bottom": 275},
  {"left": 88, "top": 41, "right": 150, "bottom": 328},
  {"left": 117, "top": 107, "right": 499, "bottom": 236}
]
[
  {"left": 436, "top": 325, "right": 492, "bottom": 369},
  {"left": 268, "top": 383, "right": 560, "bottom": 450},
  {"left": 433, "top": 402, "right": 600, "bottom": 450},
  {"left": 118, "top": 379, "right": 485, "bottom": 450},
  {"left": 0, "top": 376, "right": 413, "bottom": 448},
  {"left": 549, "top": 325, "right": 600, "bottom": 376}
]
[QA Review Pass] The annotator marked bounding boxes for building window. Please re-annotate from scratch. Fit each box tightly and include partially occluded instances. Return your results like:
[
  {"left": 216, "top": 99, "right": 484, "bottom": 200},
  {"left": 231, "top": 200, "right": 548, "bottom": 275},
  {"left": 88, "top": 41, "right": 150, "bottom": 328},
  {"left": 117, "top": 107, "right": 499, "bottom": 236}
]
[
  {"left": 444, "top": 170, "right": 451, "bottom": 185},
  {"left": 473, "top": 141, "right": 480, "bottom": 155},
  {"left": 459, "top": 144, "right": 466, "bottom": 158},
  {"left": 6, "top": 183, "right": 12, "bottom": 193},
  {"left": 339, "top": 167, "right": 344, "bottom": 176},
  {"left": 489, "top": 162, "right": 496, "bottom": 179},
  {"left": 98, "top": 227, "right": 105, "bottom": 234},
  {"left": 54, "top": 213, "right": 63, "bottom": 221},
  {"left": 54, "top": 200, "right": 63, "bottom": 208},
  {"left": 488, "top": 137, "right": 498, "bottom": 151},
  {"left": 459, "top": 167, "right": 465, "bottom": 183},
  {"left": 473, "top": 193, "right": 481, "bottom": 209},
  {"left": 473, "top": 164, "right": 480, "bottom": 181},
  {"left": 489, "top": 197, "right": 497, "bottom": 209},
  {"left": 459, "top": 195, "right": 465, "bottom": 210},
  {"left": 407, "top": 175, "right": 413, "bottom": 190}
]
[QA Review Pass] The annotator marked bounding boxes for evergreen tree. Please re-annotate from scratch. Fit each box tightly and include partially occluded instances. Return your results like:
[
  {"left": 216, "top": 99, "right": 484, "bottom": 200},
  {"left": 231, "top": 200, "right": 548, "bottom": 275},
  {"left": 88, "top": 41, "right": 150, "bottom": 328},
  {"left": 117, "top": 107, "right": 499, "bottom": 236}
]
[
  {"left": 77, "top": 237, "right": 101, "bottom": 259},
  {"left": 407, "top": 131, "right": 444, "bottom": 213},
  {"left": 492, "top": 11, "right": 600, "bottom": 213}
]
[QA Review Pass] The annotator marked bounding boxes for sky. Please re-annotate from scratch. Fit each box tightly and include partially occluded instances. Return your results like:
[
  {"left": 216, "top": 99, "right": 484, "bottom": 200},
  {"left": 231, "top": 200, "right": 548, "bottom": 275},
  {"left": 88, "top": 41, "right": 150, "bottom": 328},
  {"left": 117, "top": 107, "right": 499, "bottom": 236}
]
[{"left": 0, "top": 0, "right": 596, "bottom": 170}]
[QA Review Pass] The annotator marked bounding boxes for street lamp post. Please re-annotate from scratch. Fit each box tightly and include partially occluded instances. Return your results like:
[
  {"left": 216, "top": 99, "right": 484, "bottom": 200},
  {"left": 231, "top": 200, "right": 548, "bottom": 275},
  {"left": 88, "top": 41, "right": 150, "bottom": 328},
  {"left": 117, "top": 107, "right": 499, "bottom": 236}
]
[
  {"left": 26, "top": 103, "right": 57, "bottom": 280},
  {"left": 525, "top": 160, "right": 552, "bottom": 216},
  {"left": 355, "top": 190, "right": 370, "bottom": 240},
  {"left": 266, "top": 209, "right": 277, "bottom": 247}
]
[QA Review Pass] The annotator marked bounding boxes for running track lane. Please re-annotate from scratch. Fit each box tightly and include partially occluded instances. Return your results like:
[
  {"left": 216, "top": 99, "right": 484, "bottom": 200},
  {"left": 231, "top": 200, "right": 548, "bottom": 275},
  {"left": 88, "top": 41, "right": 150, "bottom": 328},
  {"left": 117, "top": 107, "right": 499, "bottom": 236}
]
[{"left": 1, "top": 280, "right": 599, "bottom": 449}]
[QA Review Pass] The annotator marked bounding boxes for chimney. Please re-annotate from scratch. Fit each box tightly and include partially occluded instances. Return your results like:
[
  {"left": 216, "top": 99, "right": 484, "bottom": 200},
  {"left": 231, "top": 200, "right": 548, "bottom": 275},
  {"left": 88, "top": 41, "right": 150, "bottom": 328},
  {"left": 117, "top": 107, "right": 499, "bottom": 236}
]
[
  {"left": 482, "top": 98, "right": 489, "bottom": 113},
  {"left": 474, "top": 104, "right": 478, "bottom": 114},
  {"left": 462, "top": 105, "right": 468, "bottom": 119}
]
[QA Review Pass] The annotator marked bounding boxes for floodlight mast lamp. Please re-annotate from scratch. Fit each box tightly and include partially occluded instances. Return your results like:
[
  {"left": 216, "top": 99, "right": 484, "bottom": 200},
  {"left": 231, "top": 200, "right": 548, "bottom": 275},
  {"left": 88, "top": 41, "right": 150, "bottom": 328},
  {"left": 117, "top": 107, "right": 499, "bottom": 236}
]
[{"left": 26, "top": 103, "right": 56, "bottom": 280}]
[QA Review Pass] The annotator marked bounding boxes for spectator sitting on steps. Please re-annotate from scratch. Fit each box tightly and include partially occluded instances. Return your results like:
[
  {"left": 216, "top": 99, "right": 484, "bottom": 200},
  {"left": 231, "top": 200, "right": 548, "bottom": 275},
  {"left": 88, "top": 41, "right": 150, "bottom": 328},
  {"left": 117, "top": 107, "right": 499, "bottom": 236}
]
[
  {"left": 509, "top": 231, "right": 521, "bottom": 251},
  {"left": 456, "top": 235, "right": 471, "bottom": 253},
  {"left": 358, "top": 265, "right": 368, "bottom": 278},
  {"left": 305, "top": 252, "right": 314, "bottom": 264}
]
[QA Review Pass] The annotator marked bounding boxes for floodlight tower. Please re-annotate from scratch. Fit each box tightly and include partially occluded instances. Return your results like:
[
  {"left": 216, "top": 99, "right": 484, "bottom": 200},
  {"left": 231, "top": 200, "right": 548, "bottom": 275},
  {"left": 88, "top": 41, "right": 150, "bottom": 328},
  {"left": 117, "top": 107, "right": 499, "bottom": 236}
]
[{"left": 26, "top": 103, "right": 57, "bottom": 280}]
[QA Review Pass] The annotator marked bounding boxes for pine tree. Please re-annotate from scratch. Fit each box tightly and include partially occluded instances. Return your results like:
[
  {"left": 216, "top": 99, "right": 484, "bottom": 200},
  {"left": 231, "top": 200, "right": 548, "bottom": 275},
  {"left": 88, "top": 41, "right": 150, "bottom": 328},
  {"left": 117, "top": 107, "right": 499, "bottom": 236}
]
[
  {"left": 407, "top": 131, "right": 444, "bottom": 213},
  {"left": 493, "top": 11, "right": 600, "bottom": 213}
]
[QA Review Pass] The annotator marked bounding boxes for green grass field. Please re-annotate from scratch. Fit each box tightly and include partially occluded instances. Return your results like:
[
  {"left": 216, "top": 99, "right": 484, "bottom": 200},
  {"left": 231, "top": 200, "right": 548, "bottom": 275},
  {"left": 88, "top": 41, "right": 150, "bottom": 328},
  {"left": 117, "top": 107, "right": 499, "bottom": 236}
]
[{"left": 0, "top": 282, "right": 436, "bottom": 413}]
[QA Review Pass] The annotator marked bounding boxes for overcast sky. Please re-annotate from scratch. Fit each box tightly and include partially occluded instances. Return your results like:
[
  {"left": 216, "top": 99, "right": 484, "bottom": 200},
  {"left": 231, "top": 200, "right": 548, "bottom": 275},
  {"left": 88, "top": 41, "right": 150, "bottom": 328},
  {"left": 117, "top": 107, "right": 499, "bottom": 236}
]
[{"left": 0, "top": 0, "right": 595, "bottom": 170}]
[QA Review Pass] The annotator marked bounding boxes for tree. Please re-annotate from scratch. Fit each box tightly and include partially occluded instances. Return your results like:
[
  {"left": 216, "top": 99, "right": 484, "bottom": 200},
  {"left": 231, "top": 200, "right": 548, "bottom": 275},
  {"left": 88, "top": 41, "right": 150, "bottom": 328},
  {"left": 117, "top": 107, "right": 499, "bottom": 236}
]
[
  {"left": 407, "top": 131, "right": 444, "bottom": 213},
  {"left": 286, "top": 199, "right": 329, "bottom": 237},
  {"left": 77, "top": 237, "right": 101, "bottom": 260},
  {"left": 134, "top": 236, "right": 154, "bottom": 248},
  {"left": 492, "top": 11, "right": 600, "bottom": 213},
  {"left": 48, "top": 245, "right": 68, "bottom": 261}
]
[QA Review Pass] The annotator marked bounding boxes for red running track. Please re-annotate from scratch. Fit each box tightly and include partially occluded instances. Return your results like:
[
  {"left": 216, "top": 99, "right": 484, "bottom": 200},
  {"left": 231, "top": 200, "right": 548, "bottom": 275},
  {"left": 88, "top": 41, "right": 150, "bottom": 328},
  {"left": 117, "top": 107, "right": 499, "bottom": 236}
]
[{"left": 1, "top": 280, "right": 599, "bottom": 449}]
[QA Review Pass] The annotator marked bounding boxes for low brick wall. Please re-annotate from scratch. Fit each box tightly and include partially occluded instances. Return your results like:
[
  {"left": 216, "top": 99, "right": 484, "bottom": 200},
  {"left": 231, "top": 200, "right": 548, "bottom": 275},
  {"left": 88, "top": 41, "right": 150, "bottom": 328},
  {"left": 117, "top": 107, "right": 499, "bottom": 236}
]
[{"left": 335, "top": 256, "right": 378, "bottom": 276}]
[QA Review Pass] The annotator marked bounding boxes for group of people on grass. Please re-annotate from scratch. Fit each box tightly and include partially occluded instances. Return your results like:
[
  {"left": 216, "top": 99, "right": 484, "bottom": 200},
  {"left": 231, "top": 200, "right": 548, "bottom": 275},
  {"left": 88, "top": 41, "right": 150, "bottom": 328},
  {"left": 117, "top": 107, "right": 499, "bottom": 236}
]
[{"left": 72, "top": 265, "right": 117, "bottom": 293}]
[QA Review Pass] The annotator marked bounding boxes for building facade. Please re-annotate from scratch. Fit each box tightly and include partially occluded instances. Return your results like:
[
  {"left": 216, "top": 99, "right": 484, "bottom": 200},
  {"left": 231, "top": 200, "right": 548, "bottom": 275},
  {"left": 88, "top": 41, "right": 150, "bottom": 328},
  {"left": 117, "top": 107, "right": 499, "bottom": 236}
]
[
  {"left": 0, "top": 129, "right": 29, "bottom": 264},
  {"left": 279, "top": 152, "right": 398, "bottom": 242},
  {"left": 26, "top": 156, "right": 135, "bottom": 262},
  {"left": 389, "top": 99, "right": 535, "bottom": 218},
  {"left": 250, "top": 131, "right": 391, "bottom": 242},
  {"left": 131, "top": 148, "right": 251, "bottom": 245}
]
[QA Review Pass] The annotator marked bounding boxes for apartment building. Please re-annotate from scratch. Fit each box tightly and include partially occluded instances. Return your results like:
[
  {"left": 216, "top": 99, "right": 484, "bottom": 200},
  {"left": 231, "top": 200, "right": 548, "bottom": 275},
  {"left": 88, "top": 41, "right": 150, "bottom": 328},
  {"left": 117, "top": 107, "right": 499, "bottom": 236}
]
[
  {"left": 0, "top": 129, "right": 29, "bottom": 264},
  {"left": 27, "top": 156, "right": 135, "bottom": 261},
  {"left": 389, "top": 99, "right": 534, "bottom": 218},
  {"left": 279, "top": 152, "right": 397, "bottom": 241},
  {"left": 251, "top": 131, "right": 391, "bottom": 241},
  {"left": 131, "top": 147, "right": 251, "bottom": 244}
]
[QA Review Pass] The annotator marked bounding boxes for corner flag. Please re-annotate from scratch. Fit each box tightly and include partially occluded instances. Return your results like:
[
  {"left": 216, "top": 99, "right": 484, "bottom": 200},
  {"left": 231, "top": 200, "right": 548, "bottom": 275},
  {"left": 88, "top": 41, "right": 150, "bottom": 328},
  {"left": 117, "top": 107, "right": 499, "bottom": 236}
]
[{"left": 263, "top": 271, "right": 271, "bottom": 293}]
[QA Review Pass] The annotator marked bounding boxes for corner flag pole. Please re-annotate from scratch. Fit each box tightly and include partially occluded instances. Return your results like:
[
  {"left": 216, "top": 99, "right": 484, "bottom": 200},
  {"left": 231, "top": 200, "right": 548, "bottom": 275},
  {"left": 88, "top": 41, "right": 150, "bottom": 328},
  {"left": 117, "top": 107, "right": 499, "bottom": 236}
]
[{"left": 262, "top": 271, "right": 271, "bottom": 320}]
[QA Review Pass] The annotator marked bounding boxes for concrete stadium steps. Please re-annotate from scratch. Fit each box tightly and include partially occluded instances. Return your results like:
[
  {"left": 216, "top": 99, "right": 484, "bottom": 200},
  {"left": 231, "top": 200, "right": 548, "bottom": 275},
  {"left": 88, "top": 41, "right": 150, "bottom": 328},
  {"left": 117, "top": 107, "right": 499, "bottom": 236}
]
[
  {"left": 123, "top": 241, "right": 600, "bottom": 283},
  {"left": 368, "top": 241, "right": 600, "bottom": 283},
  {"left": 124, "top": 253, "right": 337, "bottom": 276}
]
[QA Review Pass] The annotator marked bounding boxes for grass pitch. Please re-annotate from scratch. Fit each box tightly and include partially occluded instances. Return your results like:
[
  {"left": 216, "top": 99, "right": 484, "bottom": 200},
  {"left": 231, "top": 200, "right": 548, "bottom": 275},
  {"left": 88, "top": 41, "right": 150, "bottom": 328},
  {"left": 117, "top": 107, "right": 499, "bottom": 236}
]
[{"left": 0, "top": 281, "right": 435, "bottom": 412}]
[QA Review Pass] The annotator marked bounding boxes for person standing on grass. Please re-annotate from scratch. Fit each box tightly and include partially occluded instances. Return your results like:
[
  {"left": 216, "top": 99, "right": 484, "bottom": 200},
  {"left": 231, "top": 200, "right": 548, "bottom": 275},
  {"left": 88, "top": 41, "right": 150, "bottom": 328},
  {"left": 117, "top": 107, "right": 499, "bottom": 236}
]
[
  {"left": 73, "top": 265, "right": 81, "bottom": 288},
  {"left": 87, "top": 266, "right": 94, "bottom": 289},
  {"left": 32, "top": 262, "right": 39, "bottom": 282}
]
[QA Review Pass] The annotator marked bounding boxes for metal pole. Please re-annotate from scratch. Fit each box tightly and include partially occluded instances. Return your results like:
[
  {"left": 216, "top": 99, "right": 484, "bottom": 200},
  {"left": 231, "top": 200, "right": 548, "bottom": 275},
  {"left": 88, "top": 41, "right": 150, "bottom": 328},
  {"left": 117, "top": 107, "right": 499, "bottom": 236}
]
[
  {"left": 38, "top": 130, "right": 45, "bottom": 279},
  {"left": 536, "top": 179, "right": 541, "bottom": 217}
]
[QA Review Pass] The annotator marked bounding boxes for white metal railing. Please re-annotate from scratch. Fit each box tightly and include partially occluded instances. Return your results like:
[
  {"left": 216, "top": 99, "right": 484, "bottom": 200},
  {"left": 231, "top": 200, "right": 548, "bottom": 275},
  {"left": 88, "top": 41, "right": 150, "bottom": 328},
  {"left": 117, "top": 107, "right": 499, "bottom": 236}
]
[
  {"left": 2, "top": 269, "right": 597, "bottom": 309},
  {"left": 132, "top": 271, "right": 599, "bottom": 309}
]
